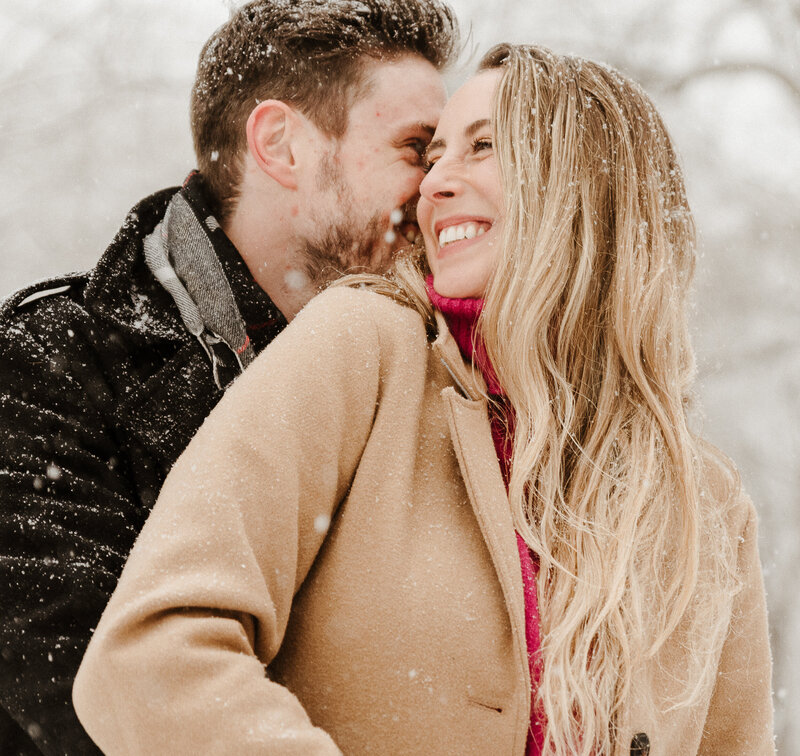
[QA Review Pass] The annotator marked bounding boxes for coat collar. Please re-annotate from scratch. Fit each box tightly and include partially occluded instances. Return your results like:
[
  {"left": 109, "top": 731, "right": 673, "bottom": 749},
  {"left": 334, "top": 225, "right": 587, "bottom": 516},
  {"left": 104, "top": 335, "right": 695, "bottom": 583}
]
[{"left": 430, "top": 309, "right": 487, "bottom": 401}]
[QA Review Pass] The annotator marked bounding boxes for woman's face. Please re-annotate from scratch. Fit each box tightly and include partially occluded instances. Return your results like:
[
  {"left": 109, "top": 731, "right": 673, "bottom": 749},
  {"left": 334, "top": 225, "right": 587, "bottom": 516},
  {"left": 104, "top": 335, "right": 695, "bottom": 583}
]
[{"left": 418, "top": 69, "right": 503, "bottom": 299}]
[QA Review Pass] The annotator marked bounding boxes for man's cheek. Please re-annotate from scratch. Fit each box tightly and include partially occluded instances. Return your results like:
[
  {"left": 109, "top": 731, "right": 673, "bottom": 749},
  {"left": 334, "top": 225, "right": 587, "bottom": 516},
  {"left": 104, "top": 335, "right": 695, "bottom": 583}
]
[
  {"left": 408, "top": 169, "right": 427, "bottom": 194},
  {"left": 395, "top": 167, "right": 425, "bottom": 198}
]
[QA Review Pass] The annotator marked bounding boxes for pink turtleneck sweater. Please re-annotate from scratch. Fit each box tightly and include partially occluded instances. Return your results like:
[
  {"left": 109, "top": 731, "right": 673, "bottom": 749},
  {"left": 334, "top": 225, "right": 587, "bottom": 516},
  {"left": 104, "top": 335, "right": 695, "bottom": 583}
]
[{"left": 426, "top": 278, "right": 545, "bottom": 755}]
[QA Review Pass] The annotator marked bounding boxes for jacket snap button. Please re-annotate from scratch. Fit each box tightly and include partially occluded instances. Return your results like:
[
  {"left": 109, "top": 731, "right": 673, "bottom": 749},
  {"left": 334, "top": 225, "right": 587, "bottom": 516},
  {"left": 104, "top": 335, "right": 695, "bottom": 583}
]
[{"left": 630, "top": 732, "right": 650, "bottom": 755}]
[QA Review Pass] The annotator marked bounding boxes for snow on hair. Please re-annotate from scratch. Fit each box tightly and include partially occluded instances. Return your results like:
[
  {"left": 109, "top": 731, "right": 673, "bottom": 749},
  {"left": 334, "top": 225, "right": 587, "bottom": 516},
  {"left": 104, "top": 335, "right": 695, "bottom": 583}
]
[
  {"left": 476, "top": 43, "right": 740, "bottom": 755},
  {"left": 191, "top": 0, "right": 460, "bottom": 221}
]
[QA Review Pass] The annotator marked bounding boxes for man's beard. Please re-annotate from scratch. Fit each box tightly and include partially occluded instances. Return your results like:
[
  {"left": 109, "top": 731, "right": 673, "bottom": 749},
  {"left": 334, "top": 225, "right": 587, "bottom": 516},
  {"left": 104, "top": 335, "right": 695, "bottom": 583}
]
[
  {"left": 301, "top": 212, "right": 391, "bottom": 289},
  {"left": 300, "top": 150, "right": 394, "bottom": 289}
]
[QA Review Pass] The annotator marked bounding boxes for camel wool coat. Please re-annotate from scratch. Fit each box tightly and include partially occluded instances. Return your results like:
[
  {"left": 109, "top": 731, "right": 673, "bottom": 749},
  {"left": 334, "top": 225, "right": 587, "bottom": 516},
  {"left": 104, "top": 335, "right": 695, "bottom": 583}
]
[{"left": 72, "top": 287, "right": 774, "bottom": 755}]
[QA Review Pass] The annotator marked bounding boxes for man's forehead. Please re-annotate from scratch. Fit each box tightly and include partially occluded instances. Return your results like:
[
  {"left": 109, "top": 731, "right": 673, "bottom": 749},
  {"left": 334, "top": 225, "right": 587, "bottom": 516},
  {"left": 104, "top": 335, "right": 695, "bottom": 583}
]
[{"left": 356, "top": 56, "right": 446, "bottom": 116}]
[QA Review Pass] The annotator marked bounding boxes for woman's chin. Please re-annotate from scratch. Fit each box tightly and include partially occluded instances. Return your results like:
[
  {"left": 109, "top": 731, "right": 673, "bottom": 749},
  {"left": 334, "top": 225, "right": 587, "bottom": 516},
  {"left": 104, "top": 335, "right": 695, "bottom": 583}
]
[{"left": 431, "top": 274, "right": 486, "bottom": 300}]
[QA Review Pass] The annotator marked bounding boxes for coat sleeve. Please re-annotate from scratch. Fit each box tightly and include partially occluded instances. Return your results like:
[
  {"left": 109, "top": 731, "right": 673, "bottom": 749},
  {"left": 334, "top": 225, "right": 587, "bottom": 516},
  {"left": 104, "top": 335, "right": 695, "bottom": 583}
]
[
  {"left": 0, "top": 301, "right": 144, "bottom": 756},
  {"left": 72, "top": 288, "right": 389, "bottom": 755},
  {"left": 698, "top": 497, "right": 775, "bottom": 755}
]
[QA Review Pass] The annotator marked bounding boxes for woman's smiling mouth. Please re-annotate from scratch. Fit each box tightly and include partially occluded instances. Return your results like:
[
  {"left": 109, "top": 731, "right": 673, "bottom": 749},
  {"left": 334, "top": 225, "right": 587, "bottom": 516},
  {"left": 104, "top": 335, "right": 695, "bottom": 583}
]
[{"left": 434, "top": 217, "right": 494, "bottom": 253}]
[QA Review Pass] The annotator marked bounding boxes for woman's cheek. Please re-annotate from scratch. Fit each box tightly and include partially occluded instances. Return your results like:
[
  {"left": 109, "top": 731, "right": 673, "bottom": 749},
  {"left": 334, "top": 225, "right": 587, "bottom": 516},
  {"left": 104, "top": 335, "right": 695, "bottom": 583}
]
[{"left": 416, "top": 201, "right": 436, "bottom": 264}]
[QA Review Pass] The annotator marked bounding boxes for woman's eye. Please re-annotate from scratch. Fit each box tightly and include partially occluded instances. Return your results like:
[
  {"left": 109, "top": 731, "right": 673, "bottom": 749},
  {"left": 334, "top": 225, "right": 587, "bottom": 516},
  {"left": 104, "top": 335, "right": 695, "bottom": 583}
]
[
  {"left": 422, "top": 157, "right": 438, "bottom": 173},
  {"left": 472, "top": 137, "right": 493, "bottom": 153}
]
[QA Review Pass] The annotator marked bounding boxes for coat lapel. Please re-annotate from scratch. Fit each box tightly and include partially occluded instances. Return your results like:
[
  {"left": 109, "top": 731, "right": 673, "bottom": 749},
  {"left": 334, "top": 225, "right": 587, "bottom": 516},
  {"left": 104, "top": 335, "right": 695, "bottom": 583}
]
[
  {"left": 431, "top": 316, "right": 532, "bottom": 721},
  {"left": 441, "top": 387, "right": 530, "bottom": 685}
]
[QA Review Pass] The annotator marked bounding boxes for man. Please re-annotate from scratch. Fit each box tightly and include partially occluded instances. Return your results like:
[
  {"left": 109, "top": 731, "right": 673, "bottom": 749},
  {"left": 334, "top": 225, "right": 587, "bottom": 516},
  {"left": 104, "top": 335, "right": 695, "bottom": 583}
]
[{"left": 0, "top": 1, "right": 457, "bottom": 752}]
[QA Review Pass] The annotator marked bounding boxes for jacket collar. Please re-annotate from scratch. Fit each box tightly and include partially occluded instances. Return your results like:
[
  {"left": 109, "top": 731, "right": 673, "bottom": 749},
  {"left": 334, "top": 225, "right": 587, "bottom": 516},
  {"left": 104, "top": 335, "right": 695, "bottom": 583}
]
[
  {"left": 84, "top": 186, "right": 185, "bottom": 343},
  {"left": 82, "top": 175, "right": 284, "bottom": 352}
]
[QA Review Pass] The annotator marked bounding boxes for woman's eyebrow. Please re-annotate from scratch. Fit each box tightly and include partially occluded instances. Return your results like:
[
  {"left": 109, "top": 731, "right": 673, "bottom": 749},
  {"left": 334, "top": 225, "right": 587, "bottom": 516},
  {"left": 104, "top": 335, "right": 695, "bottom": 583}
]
[
  {"left": 424, "top": 118, "right": 492, "bottom": 162},
  {"left": 465, "top": 118, "right": 491, "bottom": 138},
  {"left": 424, "top": 137, "right": 446, "bottom": 162}
]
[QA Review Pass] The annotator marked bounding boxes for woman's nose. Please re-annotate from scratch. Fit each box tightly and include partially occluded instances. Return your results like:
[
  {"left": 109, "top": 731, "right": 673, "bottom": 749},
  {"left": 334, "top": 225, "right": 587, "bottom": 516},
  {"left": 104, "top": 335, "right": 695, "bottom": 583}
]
[{"left": 419, "top": 159, "right": 459, "bottom": 202}]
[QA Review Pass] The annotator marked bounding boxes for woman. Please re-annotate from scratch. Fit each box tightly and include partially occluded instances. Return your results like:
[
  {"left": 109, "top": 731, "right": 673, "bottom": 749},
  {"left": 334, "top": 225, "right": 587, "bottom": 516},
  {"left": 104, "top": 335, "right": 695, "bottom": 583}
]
[{"left": 73, "top": 45, "right": 773, "bottom": 755}]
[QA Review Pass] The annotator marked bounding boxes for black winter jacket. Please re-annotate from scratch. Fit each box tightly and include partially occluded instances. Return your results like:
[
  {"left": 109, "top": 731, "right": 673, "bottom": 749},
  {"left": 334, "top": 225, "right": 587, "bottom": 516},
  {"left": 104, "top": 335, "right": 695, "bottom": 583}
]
[{"left": 0, "top": 180, "right": 286, "bottom": 755}]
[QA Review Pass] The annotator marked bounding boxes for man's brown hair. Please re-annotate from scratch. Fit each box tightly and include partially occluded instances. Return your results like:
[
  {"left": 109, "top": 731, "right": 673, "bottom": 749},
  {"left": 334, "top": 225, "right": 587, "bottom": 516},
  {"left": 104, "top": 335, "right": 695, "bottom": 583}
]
[{"left": 191, "top": 0, "right": 459, "bottom": 221}]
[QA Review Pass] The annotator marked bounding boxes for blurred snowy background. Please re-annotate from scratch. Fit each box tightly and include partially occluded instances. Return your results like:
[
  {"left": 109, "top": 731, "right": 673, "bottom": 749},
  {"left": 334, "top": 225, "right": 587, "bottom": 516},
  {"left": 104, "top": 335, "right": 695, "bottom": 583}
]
[{"left": 0, "top": 0, "right": 797, "bottom": 750}]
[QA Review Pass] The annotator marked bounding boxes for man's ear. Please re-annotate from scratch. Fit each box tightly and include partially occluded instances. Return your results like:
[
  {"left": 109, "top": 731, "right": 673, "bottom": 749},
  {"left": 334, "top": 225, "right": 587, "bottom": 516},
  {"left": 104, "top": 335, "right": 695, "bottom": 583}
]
[{"left": 246, "top": 100, "right": 300, "bottom": 190}]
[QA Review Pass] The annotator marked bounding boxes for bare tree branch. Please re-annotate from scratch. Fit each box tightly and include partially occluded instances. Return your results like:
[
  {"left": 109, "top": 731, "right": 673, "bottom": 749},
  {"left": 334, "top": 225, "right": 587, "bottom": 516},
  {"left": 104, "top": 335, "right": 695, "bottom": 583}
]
[{"left": 638, "top": 60, "right": 800, "bottom": 104}]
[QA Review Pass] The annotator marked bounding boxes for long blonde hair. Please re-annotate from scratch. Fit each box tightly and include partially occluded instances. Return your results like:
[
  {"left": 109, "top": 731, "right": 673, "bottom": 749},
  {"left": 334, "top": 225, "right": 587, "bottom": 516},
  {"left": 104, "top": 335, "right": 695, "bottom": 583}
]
[{"left": 339, "top": 44, "right": 739, "bottom": 755}]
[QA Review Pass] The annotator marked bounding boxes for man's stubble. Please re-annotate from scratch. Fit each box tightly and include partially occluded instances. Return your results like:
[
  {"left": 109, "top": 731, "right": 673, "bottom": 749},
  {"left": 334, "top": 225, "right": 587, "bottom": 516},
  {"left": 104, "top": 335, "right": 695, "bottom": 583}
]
[{"left": 300, "top": 151, "right": 394, "bottom": 289}]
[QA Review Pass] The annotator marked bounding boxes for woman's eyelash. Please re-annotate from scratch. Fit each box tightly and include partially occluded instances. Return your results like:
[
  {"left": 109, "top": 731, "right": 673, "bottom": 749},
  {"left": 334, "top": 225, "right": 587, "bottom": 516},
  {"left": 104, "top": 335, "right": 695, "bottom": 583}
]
[{"left": 423, "top": 137, "right": 492, "bottom": 172}]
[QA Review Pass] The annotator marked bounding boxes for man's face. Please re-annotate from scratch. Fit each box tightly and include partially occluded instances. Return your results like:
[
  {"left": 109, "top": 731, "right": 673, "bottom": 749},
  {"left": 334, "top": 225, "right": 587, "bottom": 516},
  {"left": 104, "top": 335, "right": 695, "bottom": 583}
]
[{"left": 300, "top": 55, "right": 447, "bottom": 285}]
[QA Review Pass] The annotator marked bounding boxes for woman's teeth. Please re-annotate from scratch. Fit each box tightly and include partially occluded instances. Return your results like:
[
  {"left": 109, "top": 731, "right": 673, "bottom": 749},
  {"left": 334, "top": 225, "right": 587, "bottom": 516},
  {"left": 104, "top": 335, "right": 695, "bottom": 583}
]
[{"left": 438, "top": 222, "right": 490, "bottom": 247}]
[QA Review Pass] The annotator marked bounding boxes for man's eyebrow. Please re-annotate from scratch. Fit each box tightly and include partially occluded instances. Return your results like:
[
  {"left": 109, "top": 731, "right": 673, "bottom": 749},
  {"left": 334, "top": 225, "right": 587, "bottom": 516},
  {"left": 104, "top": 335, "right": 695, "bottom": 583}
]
[
  {"left": 393, "top": 122, "right": 437, "bottom": 141},
  {"left": 424, "top": 118, "right": 492, "bottom": 162}
]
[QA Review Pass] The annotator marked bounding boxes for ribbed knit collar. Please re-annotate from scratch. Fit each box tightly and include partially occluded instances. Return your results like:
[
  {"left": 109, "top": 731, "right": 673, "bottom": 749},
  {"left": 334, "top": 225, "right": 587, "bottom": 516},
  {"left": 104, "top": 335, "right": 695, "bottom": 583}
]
[{"left": 425, "top": 275, "right": 505, "bottom": 396}]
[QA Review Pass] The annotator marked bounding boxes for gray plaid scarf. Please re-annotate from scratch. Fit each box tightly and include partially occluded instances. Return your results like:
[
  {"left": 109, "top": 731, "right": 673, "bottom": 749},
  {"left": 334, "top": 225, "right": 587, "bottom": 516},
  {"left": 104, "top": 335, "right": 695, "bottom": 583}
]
[{"left": 143, "top": 192, "right": 255, "bottom": 389}]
